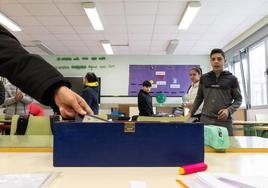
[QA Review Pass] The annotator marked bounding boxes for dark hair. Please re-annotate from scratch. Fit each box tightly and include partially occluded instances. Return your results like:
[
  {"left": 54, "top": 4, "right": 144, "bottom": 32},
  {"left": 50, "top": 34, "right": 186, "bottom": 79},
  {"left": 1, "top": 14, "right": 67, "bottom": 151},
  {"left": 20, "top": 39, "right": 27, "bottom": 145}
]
[
  {"left": 210, "top": 48, "right": 225, "bottom": 59},
  {"left": 85, "top": 72, "right": 97, "bottom": 82},
  {"left": 142, "top": 80, "right": 152, "bottom": 87},
  {"left": 191, "top": 67, "right": 202, "bottom": 75}
]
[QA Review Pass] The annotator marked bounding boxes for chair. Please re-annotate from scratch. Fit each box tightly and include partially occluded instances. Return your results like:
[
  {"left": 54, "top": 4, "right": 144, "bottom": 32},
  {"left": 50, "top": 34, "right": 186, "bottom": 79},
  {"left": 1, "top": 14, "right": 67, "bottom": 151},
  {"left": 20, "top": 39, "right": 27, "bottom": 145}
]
[
  {"left": 10, "top": 115, "right": 52, "bottom": 135},
  {"left": 10, "top": 115, "right": 20, "bottom": 135},
  {"left": 252, "top": 114, "right": 268, "bottom": 137}
]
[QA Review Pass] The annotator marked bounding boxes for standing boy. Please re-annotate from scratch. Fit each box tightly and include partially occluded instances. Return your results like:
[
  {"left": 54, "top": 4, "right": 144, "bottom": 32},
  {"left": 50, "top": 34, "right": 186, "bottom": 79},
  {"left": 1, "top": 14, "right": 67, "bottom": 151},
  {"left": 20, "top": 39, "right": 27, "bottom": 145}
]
[
  {"left": 188, "top": 49, "right": 242, "bottom": 135},
  {"left": 138, "top": 80, "right": 154, "bottom": 116}
]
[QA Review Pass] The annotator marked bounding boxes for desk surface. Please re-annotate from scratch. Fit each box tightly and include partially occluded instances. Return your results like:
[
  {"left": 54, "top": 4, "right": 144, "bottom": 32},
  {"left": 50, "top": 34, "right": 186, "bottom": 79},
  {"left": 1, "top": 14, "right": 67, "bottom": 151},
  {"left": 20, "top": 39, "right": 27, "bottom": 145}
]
[
  {"left": 0, "top": 152, "right": 267, "bottom": 188},
  {"left": 0, "top": 136, "right": 268, "bottom": 153},
  {"left": 233, "top": 120, "right": 268, "bottom": 125}
]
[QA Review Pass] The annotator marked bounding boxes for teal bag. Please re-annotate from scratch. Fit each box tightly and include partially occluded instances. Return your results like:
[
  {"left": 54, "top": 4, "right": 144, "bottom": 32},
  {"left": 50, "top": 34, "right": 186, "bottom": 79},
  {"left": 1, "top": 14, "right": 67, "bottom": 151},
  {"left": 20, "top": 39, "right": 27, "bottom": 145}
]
[{"left": 204, "top": 125, "right": 230, "bottom": 150}]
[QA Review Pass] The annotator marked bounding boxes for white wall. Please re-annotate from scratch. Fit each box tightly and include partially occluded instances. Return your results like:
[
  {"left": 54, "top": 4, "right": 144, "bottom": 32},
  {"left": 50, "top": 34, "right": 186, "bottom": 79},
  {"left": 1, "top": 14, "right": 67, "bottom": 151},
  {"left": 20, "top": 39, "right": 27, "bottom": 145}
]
[
  {"left": 247, "top": 109, "right": 268, "bottom": 120},
  {"left": 44, "top": 55, "right": 210, "bottom": 99}
]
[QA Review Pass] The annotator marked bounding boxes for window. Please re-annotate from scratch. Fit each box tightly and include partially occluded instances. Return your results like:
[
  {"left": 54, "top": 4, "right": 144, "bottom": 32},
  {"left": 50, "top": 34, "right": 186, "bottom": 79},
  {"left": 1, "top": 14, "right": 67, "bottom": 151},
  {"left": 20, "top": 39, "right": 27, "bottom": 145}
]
[
  {"left": 233, "top": 60, "right": 246, "bottom": 107},
  {"left": 249, "top": 41, "right": 267, "bottom": 106}
]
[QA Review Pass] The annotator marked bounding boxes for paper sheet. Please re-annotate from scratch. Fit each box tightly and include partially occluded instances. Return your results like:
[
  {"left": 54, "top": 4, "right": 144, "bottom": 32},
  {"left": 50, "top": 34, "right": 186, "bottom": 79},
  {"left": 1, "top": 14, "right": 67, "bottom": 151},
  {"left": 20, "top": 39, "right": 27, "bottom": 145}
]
[{"left": 0, "top": 172, "right": 60, "bottom": 188}]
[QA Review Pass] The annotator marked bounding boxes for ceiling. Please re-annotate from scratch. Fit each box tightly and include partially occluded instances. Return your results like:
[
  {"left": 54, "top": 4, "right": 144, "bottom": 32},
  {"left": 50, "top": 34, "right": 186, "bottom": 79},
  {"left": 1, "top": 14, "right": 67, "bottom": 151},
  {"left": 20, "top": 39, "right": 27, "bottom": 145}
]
[{"left": 1, "top": 0, "right": 268, "bottom": 55}]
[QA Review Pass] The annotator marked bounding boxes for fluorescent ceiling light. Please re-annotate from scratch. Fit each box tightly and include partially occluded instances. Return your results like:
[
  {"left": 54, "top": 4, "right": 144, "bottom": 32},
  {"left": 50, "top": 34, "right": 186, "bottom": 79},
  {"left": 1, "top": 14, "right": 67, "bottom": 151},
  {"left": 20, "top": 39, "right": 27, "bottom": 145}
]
[
  {"left": 101, "top": 40, "right": 113, "bottom": 55},
  {"left": 32, "top": 40, "right": 55, "bottom": 55},
  {"left": 166, "top": 39, "right": 179, "bottom": 54},
  {"left": 0, "top": 12, "right": 21, "bottom": 31},
  {"left": 82, "top": 2, "right": 104, "bottom": 30},
  {"left": 178, "top": 1, "right": 201, "bottom": 30}
]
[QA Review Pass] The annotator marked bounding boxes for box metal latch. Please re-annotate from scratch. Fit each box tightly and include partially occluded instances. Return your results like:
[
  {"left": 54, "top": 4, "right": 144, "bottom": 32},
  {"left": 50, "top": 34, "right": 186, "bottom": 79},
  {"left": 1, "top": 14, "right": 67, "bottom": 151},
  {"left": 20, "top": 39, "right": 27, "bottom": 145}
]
[{"left": 124, "top": 122, "right": 136, "bottom": 133}]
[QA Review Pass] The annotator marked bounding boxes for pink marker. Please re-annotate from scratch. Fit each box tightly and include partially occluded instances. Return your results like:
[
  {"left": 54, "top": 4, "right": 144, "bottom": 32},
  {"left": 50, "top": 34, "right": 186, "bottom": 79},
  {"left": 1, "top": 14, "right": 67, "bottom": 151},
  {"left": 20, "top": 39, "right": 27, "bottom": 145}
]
[{"left": 178, "top": 162, "right": 208, "bottom": 175}]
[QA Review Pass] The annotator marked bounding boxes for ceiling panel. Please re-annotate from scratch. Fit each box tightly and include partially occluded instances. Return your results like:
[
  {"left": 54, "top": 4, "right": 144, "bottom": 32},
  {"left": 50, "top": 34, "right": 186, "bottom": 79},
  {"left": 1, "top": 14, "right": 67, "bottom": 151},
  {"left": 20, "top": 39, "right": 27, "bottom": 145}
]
[
  {"left": 22, "top": 26, "right": 49, "bottom": 34},
  {"left": 23, "top": 3, "right": 62, "bottom": 16},
  {"left": 155, "top": 15, "right": 179, "bottom": 25},
  {"left": 0, "top": 4, "right": 31, "bottom": 16},
  {"left": 157, "top": 2, "right": 185, "bottom": 15},
  {"left": 97, "top": 2, "right": 124, "bottom": 16},
  {"left": 102, "top": 15, "right": 126, "bottom": 25},
  {"left": 36, "top": 16, "right": 69, "bottom": 26},
  {"left": 1, "top": 0, "right": 267, "bottom": 55},
  {"left": 46, "top": 26, "right": 76, "bottom": 34},
  {"left": 54, "top": 34, "right": 81, "bottom": 41},
  {"left": 18, "top": 0, "right": 53, "bottom": 3},
  {"left": 128, "top": 25, "right": 153, "bottom": 34},
  {"left": 56, "top": 3, "right": 84, "bottom": 16},
  {"left": 126, "top": 15, "right": 155, "bottom": 24},
  {"left": 125, "top": 2, "right": 158, "bottom": 15},
  {"left": 11, "top": 16, "right": 42, "bottom": 26},
  {"left": 65, "top": 16, "right": 91, "bottom": 26}
]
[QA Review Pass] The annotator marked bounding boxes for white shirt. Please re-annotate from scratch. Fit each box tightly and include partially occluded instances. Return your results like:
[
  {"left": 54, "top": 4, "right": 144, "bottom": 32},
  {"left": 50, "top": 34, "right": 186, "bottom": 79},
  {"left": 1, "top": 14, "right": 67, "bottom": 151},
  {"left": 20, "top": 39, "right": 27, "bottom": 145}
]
[{"left": 188, "top": 81, "right": 203, "bottom": 115}]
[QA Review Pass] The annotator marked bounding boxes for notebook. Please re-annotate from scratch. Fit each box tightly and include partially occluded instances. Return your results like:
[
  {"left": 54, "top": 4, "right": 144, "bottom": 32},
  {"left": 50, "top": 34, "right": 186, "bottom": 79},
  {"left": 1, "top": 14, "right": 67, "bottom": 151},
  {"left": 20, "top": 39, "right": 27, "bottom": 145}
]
[{"left": 178, "top": 172, "right": 268, "bottom": 188}]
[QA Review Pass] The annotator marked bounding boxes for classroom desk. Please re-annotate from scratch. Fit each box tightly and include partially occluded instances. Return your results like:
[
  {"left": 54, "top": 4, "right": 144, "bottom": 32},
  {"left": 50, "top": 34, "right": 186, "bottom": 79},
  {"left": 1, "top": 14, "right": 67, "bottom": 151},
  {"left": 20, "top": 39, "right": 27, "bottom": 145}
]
[
  {"left": 205, "top": 136, "right": 268, "bottom": 152},
  {"left": 0, "top": 136, "right": 268, "bottom": 153},
  {"left": 0, "top": 135, "right": 53, "bottom": 152},
  {"left": 233, "top": 120, "right": 268, "bottom": 136},
  {"left": 0, "top": 152, "right": 267, "bottom": 187}
]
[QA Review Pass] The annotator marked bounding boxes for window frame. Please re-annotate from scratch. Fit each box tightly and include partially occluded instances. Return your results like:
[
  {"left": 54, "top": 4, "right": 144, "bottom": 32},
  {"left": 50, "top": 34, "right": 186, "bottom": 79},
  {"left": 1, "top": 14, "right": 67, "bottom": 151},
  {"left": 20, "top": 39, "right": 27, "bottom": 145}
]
[{"left": 229, "top": 36, "right": 268, "bottom": 109}]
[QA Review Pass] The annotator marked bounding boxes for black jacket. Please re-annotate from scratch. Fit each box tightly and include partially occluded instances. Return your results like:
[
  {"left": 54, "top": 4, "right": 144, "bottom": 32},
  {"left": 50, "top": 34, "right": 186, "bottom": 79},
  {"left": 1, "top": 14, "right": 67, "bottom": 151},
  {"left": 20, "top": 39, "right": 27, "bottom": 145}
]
[
  {"left": 138, "top": 89, "right": 153, "bottom": 116},
  {"left": 0, "top": 24, "right": 70, "bottom": 108},
  {"left": 190, "top": 71, "right": 242, "bottom": 120},
  {"left": 81, "top": 86, "right": 99, "bottom": 114},
  {"left": 0, "top": 81, "right": 5, "bottom": 105}
]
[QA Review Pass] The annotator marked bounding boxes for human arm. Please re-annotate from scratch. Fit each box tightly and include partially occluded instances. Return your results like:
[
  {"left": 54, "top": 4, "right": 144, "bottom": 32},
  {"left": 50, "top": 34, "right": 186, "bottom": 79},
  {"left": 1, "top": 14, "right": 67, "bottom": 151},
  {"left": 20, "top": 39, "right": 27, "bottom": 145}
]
[
  {"left": 189, "top": 82, "right": 204, "bottom": 116},
  {"left": 0, "top": 25, "right": 92, "bottom": 117}
]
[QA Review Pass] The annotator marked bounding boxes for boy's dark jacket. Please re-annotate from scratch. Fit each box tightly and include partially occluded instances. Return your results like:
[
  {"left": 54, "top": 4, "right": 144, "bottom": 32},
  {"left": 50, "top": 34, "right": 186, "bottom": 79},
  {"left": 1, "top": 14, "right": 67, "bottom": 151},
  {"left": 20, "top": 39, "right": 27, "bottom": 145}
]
[
  {"left": 190, "top": 71, "right": 242, "bottom": 120},
  {"left": 138, "top": 89, "right": 153, "bottom": 116},
  {"left": 82, "top": 86, "right": 99, "bottom": 114}
]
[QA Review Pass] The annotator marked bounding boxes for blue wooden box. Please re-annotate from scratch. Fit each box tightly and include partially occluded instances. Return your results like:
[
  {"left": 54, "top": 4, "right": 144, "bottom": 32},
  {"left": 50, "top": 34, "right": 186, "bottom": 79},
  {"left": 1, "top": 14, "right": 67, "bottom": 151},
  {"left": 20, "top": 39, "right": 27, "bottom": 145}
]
[{"left": 52, "top": 122, "right": 204, "bottom": 167}]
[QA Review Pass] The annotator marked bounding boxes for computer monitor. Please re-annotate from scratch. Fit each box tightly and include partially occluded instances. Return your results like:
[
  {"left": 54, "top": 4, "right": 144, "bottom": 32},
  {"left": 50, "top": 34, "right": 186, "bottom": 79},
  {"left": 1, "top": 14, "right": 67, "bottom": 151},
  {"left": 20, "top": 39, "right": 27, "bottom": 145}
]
[{"left": 64, "top": 77, "right": 84, "bottom": 95}]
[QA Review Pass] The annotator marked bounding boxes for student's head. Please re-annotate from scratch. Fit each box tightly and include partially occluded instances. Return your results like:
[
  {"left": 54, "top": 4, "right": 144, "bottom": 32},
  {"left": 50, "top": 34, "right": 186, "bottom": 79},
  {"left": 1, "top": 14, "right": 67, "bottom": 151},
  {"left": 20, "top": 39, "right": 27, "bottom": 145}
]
[
  {"left": 84, "top": 72, "right": 97, "bottom": 83},
  {"left": 210, "top": 48, "right": 226, "bottom": 74},
  {"left": 189, "top": 67, "right": 202, "bottom": 83},
  {"left": 142, "top": 80, "right": 152, "bottom": 93}
]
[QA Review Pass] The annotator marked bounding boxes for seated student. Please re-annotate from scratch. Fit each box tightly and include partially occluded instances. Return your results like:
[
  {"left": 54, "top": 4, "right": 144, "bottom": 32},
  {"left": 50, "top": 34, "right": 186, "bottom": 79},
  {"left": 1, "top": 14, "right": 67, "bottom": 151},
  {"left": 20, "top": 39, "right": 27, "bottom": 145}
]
[
  {"left": 183, "top": 67, "right": 203, "bottom": 121},
  {"left": 138, "top": 80, "right": 153, "bottom": 116},
  {"left": 81, "top": 72, "right": 99, "bottom": 115},
  {"left": 2, "top": 82, "right": 33, "bottom": 120},
  {"left": 188, "top": 49, "right": 242, "bottom": 135}
]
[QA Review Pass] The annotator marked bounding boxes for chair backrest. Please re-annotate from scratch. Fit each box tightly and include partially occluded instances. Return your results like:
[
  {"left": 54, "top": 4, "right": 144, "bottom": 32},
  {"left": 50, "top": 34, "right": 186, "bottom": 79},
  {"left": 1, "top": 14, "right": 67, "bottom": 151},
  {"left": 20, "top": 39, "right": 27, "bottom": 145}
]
[
  {"left": 26, "top": 116, "right": 52, "bottom": 135},
  {"left": 10, "top": 115, "right": 52, "bottom": 135},
  {"left": 10, "top": 115, "right": 20, "bottom": 135},
  {"left": 0, "top": 114, "right": 5, "bottom": 122},
  {"left": 255, "top": 114, "right": 268, "bottom": 121}
]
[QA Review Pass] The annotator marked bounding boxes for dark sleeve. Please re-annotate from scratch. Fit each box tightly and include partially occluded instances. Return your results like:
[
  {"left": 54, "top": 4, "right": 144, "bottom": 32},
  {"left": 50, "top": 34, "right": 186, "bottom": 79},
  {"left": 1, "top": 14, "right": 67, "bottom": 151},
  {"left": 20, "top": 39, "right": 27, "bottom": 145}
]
[
  {"left": 0, "top": 25, "right": 70, "bottom": 107},
  {"left": 138, "top": 93, "right": 152, "bottom": 116},
  {"left": 190, "top": 79, "right": 204, "bottom": 115},
  {"left": 227, "top": 77, "right": 242, "bottom": 114},
  {"left": 0, "top": 81, "right": 5, "bottom": 105},
  {"left": 81, "top": 89, "right": 93, "bottom": 106}
]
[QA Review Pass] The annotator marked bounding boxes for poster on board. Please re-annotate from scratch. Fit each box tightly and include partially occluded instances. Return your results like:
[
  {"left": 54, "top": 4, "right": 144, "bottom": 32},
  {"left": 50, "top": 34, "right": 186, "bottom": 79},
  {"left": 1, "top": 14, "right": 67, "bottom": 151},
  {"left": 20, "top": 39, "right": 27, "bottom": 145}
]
[{"left": 128, "top": 65, "right": 199, "bottom": 96}]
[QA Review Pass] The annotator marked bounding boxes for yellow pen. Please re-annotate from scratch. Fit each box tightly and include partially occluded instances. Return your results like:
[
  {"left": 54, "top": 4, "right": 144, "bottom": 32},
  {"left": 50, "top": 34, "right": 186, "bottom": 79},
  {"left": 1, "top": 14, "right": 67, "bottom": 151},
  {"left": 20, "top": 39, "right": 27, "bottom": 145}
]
[{"left": 176, "top": 179, "right": 189, "bottom": 188}]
